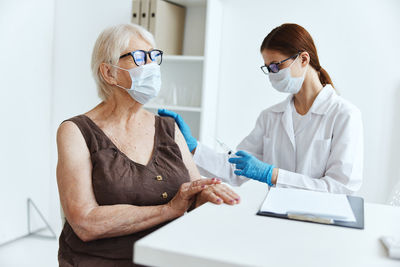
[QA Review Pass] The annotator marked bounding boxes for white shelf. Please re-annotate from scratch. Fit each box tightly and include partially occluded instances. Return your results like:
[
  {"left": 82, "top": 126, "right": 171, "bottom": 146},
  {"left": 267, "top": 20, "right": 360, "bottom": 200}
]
[
  {"left": 168, "top": 0, "right": 206, "bottom": 7},
  {"left": 163, "top": 55, "right": 204, "bottom": 62},
  {"left": 143, "top": 0, "right": 222, "bottom": 146},
  {"left": 145, "top": 104, "right": 202, "bottom": 112}
]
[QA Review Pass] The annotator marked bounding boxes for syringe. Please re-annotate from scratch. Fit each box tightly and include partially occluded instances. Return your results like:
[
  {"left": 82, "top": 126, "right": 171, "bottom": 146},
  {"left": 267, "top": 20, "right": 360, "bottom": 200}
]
[{"left": 216, "top": 138, "right": 236, "bottom": 156}]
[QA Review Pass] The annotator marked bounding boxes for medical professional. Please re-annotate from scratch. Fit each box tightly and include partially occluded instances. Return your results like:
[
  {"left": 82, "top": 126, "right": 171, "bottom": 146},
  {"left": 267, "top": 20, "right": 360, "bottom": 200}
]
[{"left": 159, "top": 23, "right": 363, "bottom": 194}]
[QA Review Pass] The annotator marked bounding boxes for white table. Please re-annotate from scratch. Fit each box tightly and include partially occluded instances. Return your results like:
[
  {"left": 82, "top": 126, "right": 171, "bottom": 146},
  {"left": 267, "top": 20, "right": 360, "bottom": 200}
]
[{"left": 134, "top": 180, "right": 400, "bottom": 267}]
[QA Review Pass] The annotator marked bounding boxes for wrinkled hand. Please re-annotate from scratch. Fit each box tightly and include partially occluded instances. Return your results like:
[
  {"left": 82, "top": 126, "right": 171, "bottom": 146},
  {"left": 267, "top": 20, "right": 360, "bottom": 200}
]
[
  {"left": 228, "top": 150, "right": 274, "bottom": 186},
  {"left": 168, "top": 178, "right": 221, "bottom": 217},
  {"left": 158, "top": 109, "right": 197, "bottom": 152},
  {"left": 195, "top": 183, "right": 241, "bottom": 208}
]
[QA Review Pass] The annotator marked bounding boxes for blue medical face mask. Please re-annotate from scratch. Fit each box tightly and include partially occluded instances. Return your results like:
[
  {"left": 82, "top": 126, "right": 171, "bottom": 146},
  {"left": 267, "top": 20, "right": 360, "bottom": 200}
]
[
  {"left": 267, "top": 56, "right": 308, "bottom": 94},
  {"left": 112, "top": 62, "right": 161, "bottom": 104}
]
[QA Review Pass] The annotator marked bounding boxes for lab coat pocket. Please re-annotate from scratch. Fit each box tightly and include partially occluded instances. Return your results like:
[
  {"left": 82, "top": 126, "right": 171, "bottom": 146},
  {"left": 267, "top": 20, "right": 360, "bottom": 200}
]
[
  {"left": 263, "top": 136, "right": 274, "bottom": 164},
  {"left": 310, "top": 138, "right": 332, "bottom": 178}
]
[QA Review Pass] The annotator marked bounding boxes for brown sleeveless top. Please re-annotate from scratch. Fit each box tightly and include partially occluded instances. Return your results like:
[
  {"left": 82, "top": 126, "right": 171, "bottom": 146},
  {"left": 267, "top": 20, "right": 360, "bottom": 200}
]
[{"left": 58, "top": 114, "right": 190, "bottom": 267}]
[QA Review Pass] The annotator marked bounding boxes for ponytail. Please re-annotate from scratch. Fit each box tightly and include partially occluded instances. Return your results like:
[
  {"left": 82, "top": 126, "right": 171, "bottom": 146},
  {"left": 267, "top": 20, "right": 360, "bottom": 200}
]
[{"left": 318, "top": 67, "right": 334, "bottom": 88}]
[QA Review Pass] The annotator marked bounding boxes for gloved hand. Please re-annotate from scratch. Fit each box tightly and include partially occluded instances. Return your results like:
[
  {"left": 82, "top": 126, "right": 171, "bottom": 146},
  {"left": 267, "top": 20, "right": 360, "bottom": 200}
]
[
  {"left": 158, "top": 109, "right": 198, "bottom": 152},
  {"left": 228, "top": 150, "right": 275, "bottom": 186}
]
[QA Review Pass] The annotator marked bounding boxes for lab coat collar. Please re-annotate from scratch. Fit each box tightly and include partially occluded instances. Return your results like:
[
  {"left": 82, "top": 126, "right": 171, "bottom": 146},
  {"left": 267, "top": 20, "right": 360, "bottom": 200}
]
[
  {"left": 270, "top": 84, "right": 335, "bottom": 115},
  {"left": 309, "top": 84, "right": 335, "bottom": 115}
]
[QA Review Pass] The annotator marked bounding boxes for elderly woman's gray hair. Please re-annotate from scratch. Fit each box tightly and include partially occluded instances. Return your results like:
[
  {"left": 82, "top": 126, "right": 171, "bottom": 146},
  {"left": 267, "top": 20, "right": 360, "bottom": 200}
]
[{"left": 91, "top": 24, "right": 156, "bottom": 100}]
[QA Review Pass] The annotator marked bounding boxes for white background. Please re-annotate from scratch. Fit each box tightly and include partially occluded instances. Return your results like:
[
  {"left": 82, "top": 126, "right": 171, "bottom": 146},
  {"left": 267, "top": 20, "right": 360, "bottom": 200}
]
[
  {"left": 0, "top": 0, "right": 55, "bottom": 245},
  {"left": 0, "top": 0, "right": 399, "bottom": 247}
]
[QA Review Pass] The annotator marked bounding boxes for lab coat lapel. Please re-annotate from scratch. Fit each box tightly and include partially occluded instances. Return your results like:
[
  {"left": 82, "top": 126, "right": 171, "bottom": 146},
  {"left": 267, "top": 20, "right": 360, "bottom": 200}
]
[{"left": 281, "top": 100, "right": 296, "bottom": 149}]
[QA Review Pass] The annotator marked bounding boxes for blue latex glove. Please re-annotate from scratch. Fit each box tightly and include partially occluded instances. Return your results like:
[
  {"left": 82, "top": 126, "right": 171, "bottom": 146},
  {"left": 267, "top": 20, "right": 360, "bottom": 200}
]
[
  {"left": 228, "top": 150, "right": 275, "bottom": 186},
  {"left": 158, "top": 109, "right": 198, "bottom": 152}
]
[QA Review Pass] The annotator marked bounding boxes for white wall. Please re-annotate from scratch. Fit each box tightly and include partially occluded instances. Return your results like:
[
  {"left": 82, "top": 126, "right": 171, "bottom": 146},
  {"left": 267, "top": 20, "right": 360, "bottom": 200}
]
[
  {"left": 0, "top": 0, "right": 55, "bottom": 243},
  {"left": 215, "top": 0, "right": 400, "bottom": 203}
]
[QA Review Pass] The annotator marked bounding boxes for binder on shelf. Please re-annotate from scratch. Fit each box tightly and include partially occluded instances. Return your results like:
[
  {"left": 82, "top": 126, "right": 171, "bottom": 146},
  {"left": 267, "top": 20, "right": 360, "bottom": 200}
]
[
  {"left": 131, "top": 0, "right": 141, "bottom": 24},
  {"left": 149, "top": 0, "right": 185, "bottom": 55},
  {"left": 139, "top": 0, "right": 150, "bottom": 30},
  {"left": 257, "top": 188, "right": 365, "bottom": 230}
]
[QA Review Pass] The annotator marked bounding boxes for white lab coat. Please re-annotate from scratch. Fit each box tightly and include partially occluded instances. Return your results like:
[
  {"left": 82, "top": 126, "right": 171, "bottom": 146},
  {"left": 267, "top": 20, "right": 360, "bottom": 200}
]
[{"left": 193, "top": 85, "right": 363, "bottom": 194}]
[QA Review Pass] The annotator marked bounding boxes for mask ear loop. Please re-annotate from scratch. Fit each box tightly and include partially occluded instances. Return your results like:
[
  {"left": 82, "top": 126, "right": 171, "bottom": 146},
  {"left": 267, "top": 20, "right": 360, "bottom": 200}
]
[
  {"left": 289, "top": 54, "right": 309, "bottom": 78},
  {"left": 110, "top": 64, "right": 132, "bottom": 90},
  {"left": 288, "top": 54, "right": 300, "bottom": 68},
  {"left": 111, "top": 64, "right": 129, "bottom": 71}
]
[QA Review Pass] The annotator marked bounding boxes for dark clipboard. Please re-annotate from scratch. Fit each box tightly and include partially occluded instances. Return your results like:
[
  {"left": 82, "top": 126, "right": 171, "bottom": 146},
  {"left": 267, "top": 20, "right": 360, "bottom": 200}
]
[{"left": 256, "top": 195, "right": 364, "bottom": 230}]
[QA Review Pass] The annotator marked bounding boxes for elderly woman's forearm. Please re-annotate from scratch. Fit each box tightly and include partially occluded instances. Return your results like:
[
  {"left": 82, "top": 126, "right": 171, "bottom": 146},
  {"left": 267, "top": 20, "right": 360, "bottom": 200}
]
[{"left": 71, "top": 203, "right": 177, "bottom": 242}]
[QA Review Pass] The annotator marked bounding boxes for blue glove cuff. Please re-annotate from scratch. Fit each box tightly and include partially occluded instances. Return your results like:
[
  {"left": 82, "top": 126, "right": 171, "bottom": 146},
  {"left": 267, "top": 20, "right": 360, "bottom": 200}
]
[
  {"left": 266, "top": 165, "right": 275, "bottom": 186},
  {"left": 188, "top": 138, "right": 198, "bottom": 152}
]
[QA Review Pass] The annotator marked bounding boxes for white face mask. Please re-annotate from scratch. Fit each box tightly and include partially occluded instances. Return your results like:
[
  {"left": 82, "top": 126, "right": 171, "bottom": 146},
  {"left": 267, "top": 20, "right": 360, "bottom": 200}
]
[
  {"left": 112, "top": 62, "right": 161, "bottom": 104},
  {"left": 267, "top": 56, "right": 308, "bottom": 94}
]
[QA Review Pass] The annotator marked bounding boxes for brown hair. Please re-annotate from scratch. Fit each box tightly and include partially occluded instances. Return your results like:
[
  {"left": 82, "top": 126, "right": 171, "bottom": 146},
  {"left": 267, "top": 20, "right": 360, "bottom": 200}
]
[{"left": 260, "top": 23, "right": 334, "bottom": 88}]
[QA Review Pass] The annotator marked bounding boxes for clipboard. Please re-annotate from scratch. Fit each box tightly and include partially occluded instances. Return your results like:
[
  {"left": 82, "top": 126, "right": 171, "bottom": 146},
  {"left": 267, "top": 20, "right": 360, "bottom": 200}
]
[{"left": 257, "top": 195, "right": 364, "bottom": 230}]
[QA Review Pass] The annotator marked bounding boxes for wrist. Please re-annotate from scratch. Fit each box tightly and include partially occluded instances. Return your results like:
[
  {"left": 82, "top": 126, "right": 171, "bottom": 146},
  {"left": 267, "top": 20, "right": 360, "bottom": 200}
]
[
  {"left": 163, "top": 203, "right": 184, "bottom": 220},
  {"left": 271, "top": 168, "right": 279, "bottom": 185},
  {"left": 265, "top": 165, "right": 274, "bottom": 186},
  {"left": 189, "top": 139, "right": 198, "bottom": 153},
  {"left": 188, "top": 196, "right": 198, "bottom": 211}
]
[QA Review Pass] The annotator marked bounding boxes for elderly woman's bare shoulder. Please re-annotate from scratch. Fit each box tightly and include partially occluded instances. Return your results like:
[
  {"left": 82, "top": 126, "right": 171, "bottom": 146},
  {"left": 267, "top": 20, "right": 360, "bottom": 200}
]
[{"left": 56, "top": 120, "right": 86, "bottom": 148}]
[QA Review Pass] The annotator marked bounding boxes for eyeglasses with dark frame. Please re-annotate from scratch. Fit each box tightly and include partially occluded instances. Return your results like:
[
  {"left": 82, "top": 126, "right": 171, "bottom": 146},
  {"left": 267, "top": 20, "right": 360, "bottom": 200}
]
[
  {"left": 119, "top": 49, "right": 164, "bottom": 66},
  {"left": 260, "top": 52, "right": 300, "bottom": 74}
]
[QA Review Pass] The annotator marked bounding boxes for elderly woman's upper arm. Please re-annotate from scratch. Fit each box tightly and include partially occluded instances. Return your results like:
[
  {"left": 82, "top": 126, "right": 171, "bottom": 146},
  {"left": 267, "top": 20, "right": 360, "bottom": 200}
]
[
  {"left": 56, "top": 121, "right": 98, "bottom": 229},
  {"left": 174, "top": 123, "right": 202, "bottom": 181}
]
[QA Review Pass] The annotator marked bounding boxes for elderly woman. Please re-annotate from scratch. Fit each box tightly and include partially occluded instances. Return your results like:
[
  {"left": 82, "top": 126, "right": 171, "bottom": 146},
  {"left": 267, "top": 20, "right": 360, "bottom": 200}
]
[{"left": 56, "top": 24, "right": 240, "bottom": 267}]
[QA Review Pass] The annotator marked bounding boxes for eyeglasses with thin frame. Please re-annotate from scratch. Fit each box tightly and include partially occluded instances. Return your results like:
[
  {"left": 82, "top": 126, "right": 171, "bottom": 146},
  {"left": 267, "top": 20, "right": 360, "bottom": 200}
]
[
  {"left": 260, "top": 52, "right": 300, "bottom": 74},
  {"left": 119, "top": 49, "right": 163, "bottom": 66}
]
